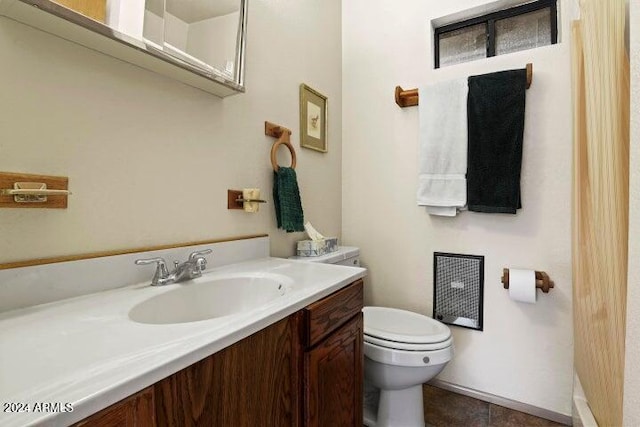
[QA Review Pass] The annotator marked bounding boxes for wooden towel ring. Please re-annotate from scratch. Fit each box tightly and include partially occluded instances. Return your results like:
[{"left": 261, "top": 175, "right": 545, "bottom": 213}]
[{"left": 266, "top": 121, "right": 297, "bottom": 171}]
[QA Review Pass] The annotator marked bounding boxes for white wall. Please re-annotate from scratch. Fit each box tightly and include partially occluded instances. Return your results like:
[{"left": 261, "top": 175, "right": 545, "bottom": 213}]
[
  {"left": 623, "top": 1, "right": 640, "bottom": 424},
  {"left": 343, "top": 0, "right": 573, "bottom": 416},
  {"left": 0, "top": 0, "right": 342, "bottom": 263}
]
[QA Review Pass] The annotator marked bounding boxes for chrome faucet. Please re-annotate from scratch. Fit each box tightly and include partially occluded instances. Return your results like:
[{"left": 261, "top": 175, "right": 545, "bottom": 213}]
[{"left": 135, "top": 249, "right": 212, "bottom": 286}]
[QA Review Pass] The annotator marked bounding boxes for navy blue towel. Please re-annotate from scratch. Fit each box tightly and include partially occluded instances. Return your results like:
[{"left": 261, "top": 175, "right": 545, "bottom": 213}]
[{"left": 466, "top": 69, "right": 527, "bottom": 214}]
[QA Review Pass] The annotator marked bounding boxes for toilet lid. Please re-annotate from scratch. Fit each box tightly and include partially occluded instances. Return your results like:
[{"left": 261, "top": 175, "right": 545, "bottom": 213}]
[
  {"left": 363, "top": 306, "right": 451, "bottom": 344},
  {"left": 364, "top": 333, "right": 453, "bottom": 351}
]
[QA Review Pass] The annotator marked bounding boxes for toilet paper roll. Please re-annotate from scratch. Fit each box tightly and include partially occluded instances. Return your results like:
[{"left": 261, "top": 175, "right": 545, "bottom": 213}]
[
  {"left": 508, "top": 269, "right": 537, "bottom": 304},
  {"left": 243, "top": 188, "right": 260, "bottom": 213}
]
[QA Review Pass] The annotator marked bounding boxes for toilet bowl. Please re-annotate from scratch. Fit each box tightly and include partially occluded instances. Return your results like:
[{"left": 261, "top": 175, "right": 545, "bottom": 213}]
[{"left": 363, "top": 306, "right": 454, "bottom": 427}]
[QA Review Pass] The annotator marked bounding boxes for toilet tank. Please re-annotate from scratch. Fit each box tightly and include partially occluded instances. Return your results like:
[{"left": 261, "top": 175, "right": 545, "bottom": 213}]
[{"left": 289, "top": 246, "right": 360, "bottom": 267}]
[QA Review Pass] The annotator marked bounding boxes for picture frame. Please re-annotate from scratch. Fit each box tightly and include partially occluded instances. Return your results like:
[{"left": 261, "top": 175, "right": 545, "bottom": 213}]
[{"left": 299, "top": 84, "right": 328, "bottom": 152}]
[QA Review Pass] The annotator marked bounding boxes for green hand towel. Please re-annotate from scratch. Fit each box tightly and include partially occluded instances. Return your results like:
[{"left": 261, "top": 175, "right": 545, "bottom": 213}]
[{"left": 273, "top": 167, "right": 304, "bottom": 232}]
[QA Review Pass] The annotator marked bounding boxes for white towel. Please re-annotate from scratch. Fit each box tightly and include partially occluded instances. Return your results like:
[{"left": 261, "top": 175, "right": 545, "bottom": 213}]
[{"left": 417, "top": 78, "right": 468, "bottom": 216}]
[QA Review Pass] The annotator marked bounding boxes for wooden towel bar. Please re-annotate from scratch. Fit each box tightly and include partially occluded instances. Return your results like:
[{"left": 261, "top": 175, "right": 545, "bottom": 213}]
[{"left": 395, "top": 63, "right": 533, "bottom": 108}]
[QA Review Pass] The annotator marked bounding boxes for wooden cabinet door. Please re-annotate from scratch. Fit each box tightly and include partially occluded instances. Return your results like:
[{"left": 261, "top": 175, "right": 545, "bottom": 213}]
[
  {"left": 154, "top": 315, "right": 301, "bottom": 426},
  {"left": 304, "top": 313, "right": 363, "bottom": 427},
  {"left": 73, "top": 387, "right": 155, "bottom": 427}
]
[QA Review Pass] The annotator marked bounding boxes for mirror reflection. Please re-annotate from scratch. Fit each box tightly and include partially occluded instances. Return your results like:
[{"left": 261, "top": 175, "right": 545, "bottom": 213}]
[
  {"left": 50, "top": 0, "right": 243, "bottom": 81},
  {"left": 163, "top": 0, "right": 240, "bottom": 78}
]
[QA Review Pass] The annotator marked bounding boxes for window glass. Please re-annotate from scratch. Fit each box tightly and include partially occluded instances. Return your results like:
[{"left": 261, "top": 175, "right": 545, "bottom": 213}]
[
  {"left": 434, "top": 0, "right": 557, "bottom": 68},
  {"left": 495, "top": 8, "right": 552, "bottom": 55},
  {"left": 439, "top": 24, "right": 487, "bottom": 67}
]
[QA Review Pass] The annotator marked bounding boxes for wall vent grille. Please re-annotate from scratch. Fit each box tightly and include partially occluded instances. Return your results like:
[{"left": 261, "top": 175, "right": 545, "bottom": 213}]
[{"left": 433, "top": 252, "right": 484, "bottom": 331}]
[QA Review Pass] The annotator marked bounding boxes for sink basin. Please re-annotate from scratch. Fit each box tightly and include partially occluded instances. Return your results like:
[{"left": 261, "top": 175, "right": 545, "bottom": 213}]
[{"left": 129, "top": 273, "right": 293, "bottom": 324}]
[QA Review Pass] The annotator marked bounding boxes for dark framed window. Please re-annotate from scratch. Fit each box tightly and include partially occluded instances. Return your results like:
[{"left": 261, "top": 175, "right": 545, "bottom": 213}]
[{"left": 434, "top": 0, "right": 558, "bottom": 68}]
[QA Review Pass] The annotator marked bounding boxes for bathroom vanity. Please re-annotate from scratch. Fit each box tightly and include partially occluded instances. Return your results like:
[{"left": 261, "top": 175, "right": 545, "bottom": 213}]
[
  {"left": 0, "top": 236, "right": 366, "bottom": 426},
  {"left": 75, "top": 279, "right": 363, "bottom": 426}
]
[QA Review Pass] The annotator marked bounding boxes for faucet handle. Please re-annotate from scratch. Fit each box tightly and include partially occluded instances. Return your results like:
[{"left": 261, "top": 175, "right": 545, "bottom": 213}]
[
  {"left": 135, "top": 257, "right": 170, "bottom": 283},
  {"left": 188, "top": 248, "right": 212, "bottom": 261}
]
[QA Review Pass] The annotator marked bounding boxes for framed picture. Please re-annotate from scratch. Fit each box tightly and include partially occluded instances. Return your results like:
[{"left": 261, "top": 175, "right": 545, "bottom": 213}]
[{"left": 299, "top": 84, "right": 328, "bottom": 152}]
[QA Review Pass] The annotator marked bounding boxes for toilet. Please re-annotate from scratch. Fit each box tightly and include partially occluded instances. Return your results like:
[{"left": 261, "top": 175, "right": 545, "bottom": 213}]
[
  {"left": 363, "top": 306, "right": 453, "bottom": 427},
  {"left": 290, "top": 247, "right": 454, "bottom": 427}
]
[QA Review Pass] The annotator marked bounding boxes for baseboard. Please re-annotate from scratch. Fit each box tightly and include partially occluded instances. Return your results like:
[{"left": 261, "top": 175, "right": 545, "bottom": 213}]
[
  {"left": 572, "top": 373, "right": 597, "bottom": 427},
  {"left": 428, "top": 379, "right": 573, "bottom": 426}
]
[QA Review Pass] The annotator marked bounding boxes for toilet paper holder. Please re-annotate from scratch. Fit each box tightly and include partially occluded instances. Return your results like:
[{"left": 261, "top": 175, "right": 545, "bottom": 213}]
[{"left": 501, "top": 268, "right": 554, "bottom": 293}]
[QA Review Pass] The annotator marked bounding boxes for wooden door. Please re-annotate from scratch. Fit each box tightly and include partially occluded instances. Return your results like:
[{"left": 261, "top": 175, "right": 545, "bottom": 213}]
[
  {"left": 304, "top": 314, "right": 363, "bottom": 427},
  {"left": 571, "top": 1, "right": 629, "bottom": 425}
]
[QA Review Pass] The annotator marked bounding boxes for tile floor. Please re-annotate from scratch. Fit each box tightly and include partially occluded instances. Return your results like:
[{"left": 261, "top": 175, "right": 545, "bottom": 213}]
[{"left": 423, "top": 385, "right": 567, "bottom": 427}]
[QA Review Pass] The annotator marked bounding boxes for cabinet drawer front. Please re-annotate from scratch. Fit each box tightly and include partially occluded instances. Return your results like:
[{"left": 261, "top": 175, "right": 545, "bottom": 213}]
[{"left": 304, "top": 279, "right": 363, "bottom": 347}]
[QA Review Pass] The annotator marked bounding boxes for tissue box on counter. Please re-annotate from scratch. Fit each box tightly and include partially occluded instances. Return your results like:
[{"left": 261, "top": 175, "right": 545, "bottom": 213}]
[{"left": 296, "top": 238, "right": 339, "bottom": 257}]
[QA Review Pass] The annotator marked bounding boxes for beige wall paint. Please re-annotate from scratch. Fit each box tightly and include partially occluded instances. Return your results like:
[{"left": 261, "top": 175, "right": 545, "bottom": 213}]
[
  {"left": 0, "top": 0, "right": 342, "bottom": 263},
  {"left": 624, "top": 1, "right": 639, "bottom": 424},
  {"left": 343, "top": 0, "right": 573, "bottom": 415}
]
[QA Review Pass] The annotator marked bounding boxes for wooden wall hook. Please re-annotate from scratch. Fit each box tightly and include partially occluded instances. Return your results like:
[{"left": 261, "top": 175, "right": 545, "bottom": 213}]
[
  {"left": 265, "top": 121, "right": 292, "bottom": 140},
  {"left": 501, "top": 268, "right": 554, "bottom": 293}
]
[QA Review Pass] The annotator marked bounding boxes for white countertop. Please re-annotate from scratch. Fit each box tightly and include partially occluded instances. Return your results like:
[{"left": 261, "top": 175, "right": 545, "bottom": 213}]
[{"left": 0, "top": 257, "right": 366, "bottom": 427}]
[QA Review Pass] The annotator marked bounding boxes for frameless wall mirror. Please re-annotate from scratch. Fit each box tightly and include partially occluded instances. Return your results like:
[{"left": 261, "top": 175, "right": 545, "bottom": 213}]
[{"left": 0, "top": 0, "right": 248, "bottom": 96}]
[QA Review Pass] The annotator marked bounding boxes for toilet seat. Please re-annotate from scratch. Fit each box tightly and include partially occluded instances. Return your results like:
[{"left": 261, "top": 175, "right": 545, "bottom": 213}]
[
  {"left": 364, "top": 333, "right": 453, "bottom": 351},
  {"left": 364, "top": 340, "right": 453, "bottom": 367},
  {"left": 363, "top": 306, "right": 451, "bottom": 344}
]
